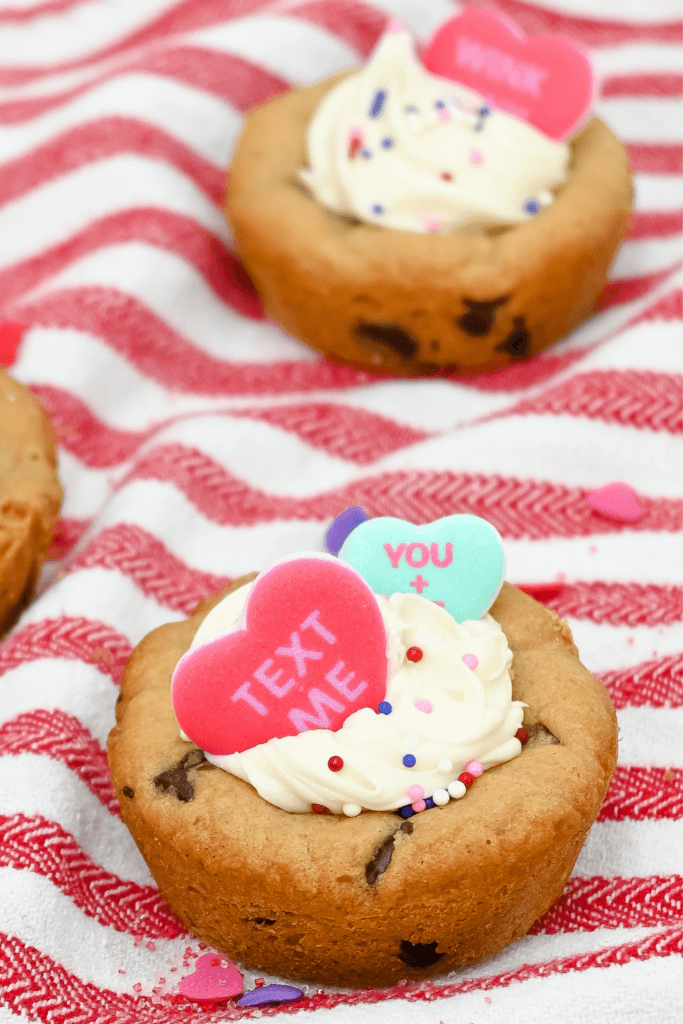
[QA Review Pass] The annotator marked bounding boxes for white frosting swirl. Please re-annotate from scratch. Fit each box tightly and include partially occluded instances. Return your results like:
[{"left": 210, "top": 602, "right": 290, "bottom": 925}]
[
  {"left": 191, "top": 583, "right": 524, "bottom": 816},
  {"left": 299, "top": 25, "right": 569, "bottom": 234}
]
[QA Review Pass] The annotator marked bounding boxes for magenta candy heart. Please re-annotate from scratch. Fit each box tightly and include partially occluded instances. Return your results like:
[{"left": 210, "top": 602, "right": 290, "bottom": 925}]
[
  {"left": 586, "top": 482, "right": 643, "bottom": 522},
  {"left": 172, "top": 554, "right": 389, "bottom": 755},
  {"left": 178, "top": 953, "right": 243, "bottom": 1002},
  {"left": 424, "top": 9, "right": 593, "bottom": 140}
]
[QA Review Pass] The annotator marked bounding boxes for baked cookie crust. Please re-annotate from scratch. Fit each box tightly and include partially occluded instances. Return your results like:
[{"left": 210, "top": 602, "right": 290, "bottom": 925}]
[
  {"left": 226, "top": 74, "right": 632, "bottom": 376},
  {"left": 0, "top": 370, "right": 62, "bottom": 635},
  {"left": 108, "top": 578, "right": 617, "bottom": 988}
]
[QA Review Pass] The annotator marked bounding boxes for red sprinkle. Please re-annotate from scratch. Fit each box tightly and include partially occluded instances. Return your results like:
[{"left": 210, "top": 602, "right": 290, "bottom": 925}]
[
  {"left": 255, "top": 978, "right": 265, "bottom": 987},
  {"left": 406, "top": 646, "right": 424, "bottom": 663},
  {"left": 440, "top": 171, "right": 453, "bottom": 180},
  {"left": 133, "top": 984, "right": 142, "bottom": 993},
  {"left": 458, "top": 772, "right": 474, "bottom": 788},
  {"left": 145, "top": 941, "right": 156, "bottom": 951},
  {"left": 312, "top": 803, "right": 329, "bottom": 814},
  {"left": 328, "top": 756, "right": 344, "bottom": 772},
  {"left": 516, "top": 727, "right": 529, "bottom": 744}
]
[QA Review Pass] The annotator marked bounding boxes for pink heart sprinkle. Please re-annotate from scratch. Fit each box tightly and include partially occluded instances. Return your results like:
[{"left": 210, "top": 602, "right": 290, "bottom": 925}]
[
  {"left": 178, "top": 953, "right": 243, "bottom": 1002},
  {"left": 586, "top": 482, "right": 643, "bottom": 522},
  {"left": 415, "top": 699, "right": 433, "bottom": 713},
  {"left": 461, "top": 653, "right": 478, "bottom": 670},
  {"left": 469, "top": 149, "right": 484, "bottom": 165},
  {"left": 465, "top": 759, "right": 483, "bottom": 777},
  {"left": 408, "top": 784, "right": 425, "bottom": 800}
]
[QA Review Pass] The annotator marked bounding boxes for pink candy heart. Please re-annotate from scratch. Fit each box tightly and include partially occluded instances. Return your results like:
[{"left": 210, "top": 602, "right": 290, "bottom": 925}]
[
  {"left": 423, "top": 9, "right": 593, "bottom": 140},
  {"left": 172, "top": 554, "right": 388, "bottom": 755},
  {"left": 178, "top": 953, "right": 243, "bottom": 1002},
  {"left": 586, "top": 482, "right": 643, "bottom": 522}
]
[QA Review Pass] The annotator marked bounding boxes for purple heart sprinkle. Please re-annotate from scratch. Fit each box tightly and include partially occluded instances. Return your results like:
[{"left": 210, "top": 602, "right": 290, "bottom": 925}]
[
  {"left": 325, "top": 506, "right": 370, "bottom": 556},
  {"left": 237, "top": 983, "right": 304, "bottom": 1006}
]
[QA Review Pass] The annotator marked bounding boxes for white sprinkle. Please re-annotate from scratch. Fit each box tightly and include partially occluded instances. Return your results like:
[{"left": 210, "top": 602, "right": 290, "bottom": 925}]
[
  {"left": 448, "top": 781, "right": 467, "bottom": 799},
  {"left": 432, "top": 788, "right": 450, "bottom": 806},
  {"left": 438, "top": 758, "right": 452, "bottom": 773},
  {"left": 342, "top": 803, "right": 362, "bottom": 817}
]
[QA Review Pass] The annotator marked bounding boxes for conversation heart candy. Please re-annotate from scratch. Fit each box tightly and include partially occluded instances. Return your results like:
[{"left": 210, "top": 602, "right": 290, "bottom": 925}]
[
  {"left": 586, "top": 482, "right": 643, "bottom": 522},
  {"left": 423, "top": 9, "right": 594, "bottom": 140},
  {"left": 171, "top": 553, "right": 388, "bottom": 755},
  {"left": 325, "top": 505, "right": 370, "bottom": 556},
  {"left": 237, "top": 983, "right": 303, "bottom": 1007},
  {"left": 338, "top": 514, "right": 504, "bottom": 622},
  {"left": 178, "top": 953, "right": 243, "bottom": 1002}
]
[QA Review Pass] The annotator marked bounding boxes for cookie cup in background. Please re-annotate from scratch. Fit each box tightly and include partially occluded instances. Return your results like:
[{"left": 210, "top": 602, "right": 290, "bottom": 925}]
[
  {"left": 0, "top": 369, "right": 62, "bottom": 635},
  {"left": 108, "top": 577, "right": 617, "bottom": 989},
  {"left": 225, "top": 75, "right": 632, "bottom": 377}
]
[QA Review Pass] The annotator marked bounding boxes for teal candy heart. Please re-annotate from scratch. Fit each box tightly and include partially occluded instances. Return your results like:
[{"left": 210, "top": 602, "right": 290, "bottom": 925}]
[{"left": 338, "top": 514, "right": 505, "bottom": 622}]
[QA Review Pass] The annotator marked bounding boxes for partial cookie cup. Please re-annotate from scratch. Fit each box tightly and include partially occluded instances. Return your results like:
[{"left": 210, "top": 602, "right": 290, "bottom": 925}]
[
  {"left": 108, "top": 578, "right": 617, "bottom": 989},
  {"left": 0, "top": 370, "right": 62, "bottom": 635},
  {"left": 226, "top": 74, "right": 632, "bottom": 376}
]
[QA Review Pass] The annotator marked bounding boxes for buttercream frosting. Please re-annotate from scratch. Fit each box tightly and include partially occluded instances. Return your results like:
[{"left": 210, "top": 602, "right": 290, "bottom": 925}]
[
  {"left": 191, "top": 582, "right": 524, "bottom": 816},
  {"left": 299, "top": 24, "right": 569, "bottom": 234}
]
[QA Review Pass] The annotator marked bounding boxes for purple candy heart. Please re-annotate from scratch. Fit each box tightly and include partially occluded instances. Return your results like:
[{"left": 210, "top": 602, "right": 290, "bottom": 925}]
[
  {"left": 325, "top": 506, "right": 370, "bottom": 556},
  {"left": 237, "top": 983, "right": 304, "bottom": 1006}
]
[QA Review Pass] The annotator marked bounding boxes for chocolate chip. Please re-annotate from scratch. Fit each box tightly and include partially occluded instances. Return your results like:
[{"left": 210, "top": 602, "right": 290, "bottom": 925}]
[
  {"left": 153, "top": 748, "right": 209, "bottom": 802},
  {"left": 526, "top": 723, "right": 560, "bottom": 747},
  {"left": 354, "top": 322, "right": 418, "bottom": 359},
  {"left": 251, "top": 918, "right": 276, "bottom": 926},
  {"left": 457, "top": 296, "right": 509, "bottom": 336},
  {"left": 497, "top": 316, "right": 530, "bottom": 358},
  {"left": 365, "top": 821, "right": 413, "bottom": 885},
  {"left": 122, "top": 786, "right": 134, "bottom": 799},
  {"left": 398, "top": 940, "right": 444, "bottom": 969}
]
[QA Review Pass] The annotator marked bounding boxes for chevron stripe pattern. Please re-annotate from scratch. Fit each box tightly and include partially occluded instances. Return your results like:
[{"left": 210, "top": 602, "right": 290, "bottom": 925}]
[{"left": 0, "top": 0, "right": 681, "bottom": 1021}]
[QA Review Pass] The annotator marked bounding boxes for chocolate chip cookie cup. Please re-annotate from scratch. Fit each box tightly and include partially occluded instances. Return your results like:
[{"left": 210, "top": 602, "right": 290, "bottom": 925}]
[
  {"left": 225, "top": 80, "right": 632, "bottom": 376},
  {"left": 0, "top": 369, "right": 62, "bottom": 634},
  {"left": 108, "top": 576, "right": 617, "bottom": 988}
]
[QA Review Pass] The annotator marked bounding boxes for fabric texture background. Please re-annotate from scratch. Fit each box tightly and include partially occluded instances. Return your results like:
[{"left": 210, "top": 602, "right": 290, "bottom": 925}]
[{"left": 0, "top": 0, "right": 681, "bottom": 1020}]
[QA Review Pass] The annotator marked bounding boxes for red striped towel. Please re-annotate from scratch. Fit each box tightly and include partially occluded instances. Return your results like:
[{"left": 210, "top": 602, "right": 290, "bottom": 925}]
[{"left": 0, "top": 1, "right": 680, "bottom": 1020}]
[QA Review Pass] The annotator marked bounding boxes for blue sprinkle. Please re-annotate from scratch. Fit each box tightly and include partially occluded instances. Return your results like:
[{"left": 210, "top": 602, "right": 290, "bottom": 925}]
[
  {"left": 400, "top": 804, "right": 414, "bottom": 818},
  {"left": 369, "top": 89, "right": 387, "bottom": 118},
  {"left": 381, "top": 136, "right": 393, "bottom": 149},
  {"left": 378, "top": 701, "right": 392, "bottom": 715},
  {"left": 434, "top": 100, "right": 446, "bottom": 109},
  {"left": 361, "top": 149, "right": 372, "bottom": 159},
  {"left": 524, "top": 199, "right": 540, "bottom": 215},
  {"left": 371, "top": 204, "right": 384, "bottom": 215},
  {"left": 480, "top": 104, "right": 492, "bottom": 116},
  {"left": 424, "top": 796, "right": 435, "bottom": 810},
  {"left": 402, "top": 753, "right": 416, "bottom": 768}
]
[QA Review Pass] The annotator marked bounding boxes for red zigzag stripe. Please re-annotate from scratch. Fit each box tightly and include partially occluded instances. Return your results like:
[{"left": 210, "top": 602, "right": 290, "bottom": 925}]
[
  {"left": 1, "top": 208, "right": 263, "bottom": 319},
  {"left": 0, "top": 45, "right": 287, "bottom": 124},
  {"left": 602, "top": 73, "right": 683, "bottom": 98},
  {"left": 0, "top": 617, "right": 132, "bottom": 685},
  {"left": 500, "top": 370, "right": 683, "bottom": 434},
  {"left": 629, "top": 210, "right": 683, "bottom": 241},
  {"left": 47, "top": 517, "right": 89, "bottom": 562},
  {"left": 33, "top": 386, "right": 431, "bottom": 469},
  {"left": 13, "top": 286, "right": 382, "bottom": 396},
  {"left": 601, "top": 654, "right": 683, "bottom": 709},
  {"left": 600, "top": 262, "right": 683, "bottom": 310},
  {"left": 599, "top": 766, "right": 683, "bottom": 822},
  {"left": 547, "top": 581, "right": 682, "bottom": 627},
  {"left": 0, "top": 0, "right": 273, "bottom": 85},
  {"left": 0, "top": 117, "right": 223, "bottom": 212},
  {"left": 456, "top": 0, "right": 682, "bottom": 46},
  {"left": 0, "top": 814, "right": 185, "bottom": 939},
  {"left": 2, "top": 926, "right": 680, "bottom": 1021},
  {"left": 0, "top": 709, "right": 118, "bottom": 814},
  {"left": 119, "top": 441, "right": 683, "bottom": 537},
  {"left": 532, "top": 875, "right": 683, "bottom": 934},
  {"left": 70, "top": 522, "right": 232, "bottom": 616}
]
